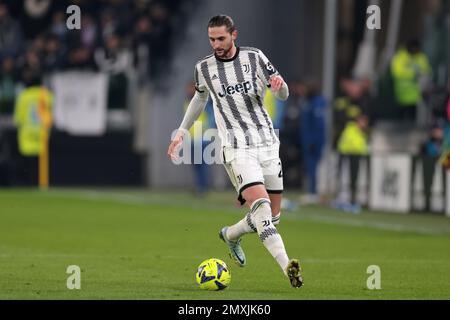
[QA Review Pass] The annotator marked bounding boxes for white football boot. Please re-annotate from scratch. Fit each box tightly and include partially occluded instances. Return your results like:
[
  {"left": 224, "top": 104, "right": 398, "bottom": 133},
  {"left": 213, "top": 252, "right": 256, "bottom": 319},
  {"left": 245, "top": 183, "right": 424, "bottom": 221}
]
[{"left": 219, "top": 227, "right": 246, "bottom": 267}]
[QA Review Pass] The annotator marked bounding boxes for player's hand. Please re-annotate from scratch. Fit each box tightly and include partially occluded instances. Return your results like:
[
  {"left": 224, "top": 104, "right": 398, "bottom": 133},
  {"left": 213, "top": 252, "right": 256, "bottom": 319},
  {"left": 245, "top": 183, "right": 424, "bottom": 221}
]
[
  {"left": 167, "top": 130, "right": 184, "bottom": 161},
  {"left": 269, "top": 75, "right": 284, "bottom": 92}
]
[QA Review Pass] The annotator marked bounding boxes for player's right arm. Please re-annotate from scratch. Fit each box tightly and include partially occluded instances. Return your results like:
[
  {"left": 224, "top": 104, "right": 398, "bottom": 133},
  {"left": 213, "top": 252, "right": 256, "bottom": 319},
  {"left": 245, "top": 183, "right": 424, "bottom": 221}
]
[{"left": 167, "top": 64, "right": 210, "bottom": 161}]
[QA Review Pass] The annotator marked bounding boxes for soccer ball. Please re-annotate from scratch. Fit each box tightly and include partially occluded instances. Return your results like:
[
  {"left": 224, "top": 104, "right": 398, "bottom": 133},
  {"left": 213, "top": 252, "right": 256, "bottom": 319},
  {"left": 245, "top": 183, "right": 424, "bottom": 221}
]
[{"left": 195, "top": 258, "right": 231, "bottom": 290}]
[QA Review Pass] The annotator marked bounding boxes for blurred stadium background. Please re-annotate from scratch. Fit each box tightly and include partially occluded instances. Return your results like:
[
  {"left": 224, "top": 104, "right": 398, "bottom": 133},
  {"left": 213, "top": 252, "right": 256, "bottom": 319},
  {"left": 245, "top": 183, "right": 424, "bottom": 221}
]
[
  {"left": 1, "top": 0, "right": 449, "bottom": 213},
  {"left": 1, "top": 0, "right": 450, "bottom": 299}
]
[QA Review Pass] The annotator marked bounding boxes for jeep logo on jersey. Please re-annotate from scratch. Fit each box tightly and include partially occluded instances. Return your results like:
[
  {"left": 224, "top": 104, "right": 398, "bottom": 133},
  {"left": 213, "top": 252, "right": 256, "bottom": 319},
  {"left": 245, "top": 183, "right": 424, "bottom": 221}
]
[{"left": 218, "top": 81, "right": 252, "bottom": 98}]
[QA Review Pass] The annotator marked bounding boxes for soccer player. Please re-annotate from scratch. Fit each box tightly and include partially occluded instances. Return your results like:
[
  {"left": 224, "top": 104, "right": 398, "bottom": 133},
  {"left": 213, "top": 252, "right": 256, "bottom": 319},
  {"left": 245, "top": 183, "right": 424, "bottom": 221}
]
[{"left": 167, "top": 15, "right": 303, "bottom": 288}]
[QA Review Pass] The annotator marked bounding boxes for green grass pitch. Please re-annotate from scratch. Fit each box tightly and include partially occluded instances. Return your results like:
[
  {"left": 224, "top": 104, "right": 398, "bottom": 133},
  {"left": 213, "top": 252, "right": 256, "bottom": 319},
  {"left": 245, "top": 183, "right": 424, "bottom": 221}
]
[{"left": 1, "top": 188, "right": 450, "bottom": 299}]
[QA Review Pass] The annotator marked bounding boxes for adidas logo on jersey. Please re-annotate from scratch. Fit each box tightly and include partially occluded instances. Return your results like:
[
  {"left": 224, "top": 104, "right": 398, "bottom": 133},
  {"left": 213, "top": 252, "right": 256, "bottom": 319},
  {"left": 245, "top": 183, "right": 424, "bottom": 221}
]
[
  {"left": 218, "top": 81, "right": 252, "bottom": 98},
  {"left": 211, "top": 74, "right": 218, "bottom": 80}
]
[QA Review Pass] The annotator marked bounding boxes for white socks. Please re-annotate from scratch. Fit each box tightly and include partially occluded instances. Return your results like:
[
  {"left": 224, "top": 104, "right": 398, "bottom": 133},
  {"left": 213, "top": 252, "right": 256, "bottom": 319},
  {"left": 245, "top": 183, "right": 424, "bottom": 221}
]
[
  {"left": 226, "top": 211, "right": 281, "bottom": 240},
  {"left": 226, "top": 212, "right": 256, "bottom": 241},
  {"left": 272, "top": 212, "right": 281, "bottom": 226},
  {"left": 224, "top": 199, "right": 288, "bottom": 273},
  {"left": 250, "top": 198, "right": 289, "bottom": 273}
]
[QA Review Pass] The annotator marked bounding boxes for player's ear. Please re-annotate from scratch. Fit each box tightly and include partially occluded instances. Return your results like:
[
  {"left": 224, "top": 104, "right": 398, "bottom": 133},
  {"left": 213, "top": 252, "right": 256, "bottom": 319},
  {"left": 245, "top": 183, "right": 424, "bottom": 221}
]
[{"left": 231, "top": 30, "right": 237, "bottom": 41}]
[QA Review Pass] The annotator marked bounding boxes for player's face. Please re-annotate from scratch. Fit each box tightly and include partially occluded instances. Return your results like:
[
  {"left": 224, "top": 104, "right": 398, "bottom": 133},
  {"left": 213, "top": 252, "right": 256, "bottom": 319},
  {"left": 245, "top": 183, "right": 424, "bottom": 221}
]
[{"left": 208, "top": 26, "right": 237, "bottom": 59}]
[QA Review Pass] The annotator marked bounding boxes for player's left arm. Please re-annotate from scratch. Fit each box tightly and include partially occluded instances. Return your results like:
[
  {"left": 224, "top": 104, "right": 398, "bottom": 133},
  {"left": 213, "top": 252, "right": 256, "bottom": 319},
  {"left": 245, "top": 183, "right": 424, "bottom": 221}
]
[{"left": 257, "top": 49, "right": 289, "bottom": 101}]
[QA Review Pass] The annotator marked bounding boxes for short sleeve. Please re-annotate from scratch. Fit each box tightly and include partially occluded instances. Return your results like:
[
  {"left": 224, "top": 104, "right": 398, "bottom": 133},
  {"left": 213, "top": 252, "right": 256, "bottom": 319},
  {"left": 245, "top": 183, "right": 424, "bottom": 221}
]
[{"left": 257, "top": 50, "right": 280, "bottom": 86}]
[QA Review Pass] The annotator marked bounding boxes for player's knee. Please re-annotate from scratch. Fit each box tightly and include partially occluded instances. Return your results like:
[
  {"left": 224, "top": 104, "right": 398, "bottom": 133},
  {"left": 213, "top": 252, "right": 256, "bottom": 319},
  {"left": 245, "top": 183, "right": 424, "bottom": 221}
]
[{"left": 241, "top": 184, "right": 268, "bottom": 206}]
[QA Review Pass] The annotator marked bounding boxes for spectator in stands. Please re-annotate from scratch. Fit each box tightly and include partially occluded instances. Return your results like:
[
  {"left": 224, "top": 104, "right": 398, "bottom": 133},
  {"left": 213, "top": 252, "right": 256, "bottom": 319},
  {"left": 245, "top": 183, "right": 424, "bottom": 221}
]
[
  {"left": 105, "top": 0, "right": 134, "bottom": 26},
  {"left": 42, "top": 34, "right": 67, "bottom": 73},
  {"left": 95, "top": 33, "right": 132, "bottom": 110},
  {"left": 20, "top": 49, "right": 42, "bottom": 87},
  {"left": 0, "top": 0, "right": 195, "bottom": 187},
  {"left": 421, "top": 122, "right": 446, "bottom": 211},
  {"left": 391, "top": 38, "right": 431, "bottom": 121},
  {"left": 95, "top": 33, "right": 132, "bottom": 74},
  {"left": 333, "top": 76, "right": 372, "bottom": 148},
  {"left": 79, "top": 13, "right": 100, "bottom": 52},
  {"left": 30, "top": 34, "right": 46, "bottom": 55},
  {"left": 133, "top": 15, "right": 153, "bottom": 84},
  {"left": 49, "top": 11, "right": 68, "bottom": 42},
  {"left": 148, "top": 2, "right": 172, "bottom": 77},
  {"left": 66, "top": 44, "right": 97, "bottom": 70},
  {"left": 0, "top": 55, "right": 21, "bottom": 116},
  {"left": 421, "top": 125, "right": 444, "bottom": 157},
  {"left": 0, "top": 3, "right": 24, "bottom": 58},
  {"left": 333, "top": 113, "right": 369, "bottom": 214},
  {"left": 298, "top": 80, "right": 327, "bottom": 205},
  {"left": 100, "top": 8, "right": 121, "bottom": 44},
  {"left": 0, "top": 54, "right": 17, "bottom": 185}
]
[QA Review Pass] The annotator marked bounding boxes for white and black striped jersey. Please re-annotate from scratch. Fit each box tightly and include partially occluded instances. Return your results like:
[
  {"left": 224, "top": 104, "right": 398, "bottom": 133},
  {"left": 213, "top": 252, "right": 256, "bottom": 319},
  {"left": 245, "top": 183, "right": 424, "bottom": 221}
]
[{"left": 194, "top": 46, "right": 282, "bottom": 149}]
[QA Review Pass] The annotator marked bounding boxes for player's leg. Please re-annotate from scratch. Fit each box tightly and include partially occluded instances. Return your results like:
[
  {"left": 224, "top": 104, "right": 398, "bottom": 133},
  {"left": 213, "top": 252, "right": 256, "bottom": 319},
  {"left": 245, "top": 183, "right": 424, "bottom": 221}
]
[
  {"left": 241, "top": 185, "right": 289, "bottom": 273},
  {"left": 262, "top": 154, "right": 303, "bottom": 288},
  {"left": 242, "top": 184, "right": 302, "bottom": 287},
  {"left": 265, "top": 155, "right": 284, "bottom": 225},
  {"left": 242, "top": 185, "right": 288, "bottom": 271},
  {"left": 268, "top": 192, "right": 282, "bottom": 225},
  {"left": 219, "top": 149, "right": 261, "bottom": 267},
  {"left": 221, "top": 148, "right": 283, "bottom": 239},
  {"left": 225, "top": 193, "right": 281, "bottom": 242},
  {"left": 219, "top": 149, "right": 283, "bottom": 266},
  {"left": 221, "top": 151, "right": 259, "bottom": 240},
  {"left": 220, "top": 148, "right": 303, "bottom": 287},
  {"left": 220, "top": 147, "right": 278, "bottom": 244}
]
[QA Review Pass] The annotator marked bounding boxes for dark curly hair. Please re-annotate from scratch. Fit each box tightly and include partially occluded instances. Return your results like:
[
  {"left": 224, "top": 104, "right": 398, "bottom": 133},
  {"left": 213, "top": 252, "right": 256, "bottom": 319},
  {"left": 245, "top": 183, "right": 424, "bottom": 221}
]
[{"left": 207, "top": 15, "right": 235, "bottom": 34}]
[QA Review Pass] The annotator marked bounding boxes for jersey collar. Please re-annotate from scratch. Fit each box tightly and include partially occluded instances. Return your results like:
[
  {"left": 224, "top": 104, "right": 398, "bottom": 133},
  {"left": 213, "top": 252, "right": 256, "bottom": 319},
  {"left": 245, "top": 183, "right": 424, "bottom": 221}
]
[{"left": 215, "top": 46, "right": 240, "bottom": 62}]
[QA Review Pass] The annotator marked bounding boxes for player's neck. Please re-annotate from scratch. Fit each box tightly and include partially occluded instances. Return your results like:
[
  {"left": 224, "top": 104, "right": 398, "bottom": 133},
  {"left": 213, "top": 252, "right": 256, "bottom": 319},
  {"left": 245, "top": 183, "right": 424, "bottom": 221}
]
[
  {"left": 215, "top": 44, "right": 239, "bottom": 62},
  {"left": 225, "top": 45, "right": 237, "bottom": 59}
]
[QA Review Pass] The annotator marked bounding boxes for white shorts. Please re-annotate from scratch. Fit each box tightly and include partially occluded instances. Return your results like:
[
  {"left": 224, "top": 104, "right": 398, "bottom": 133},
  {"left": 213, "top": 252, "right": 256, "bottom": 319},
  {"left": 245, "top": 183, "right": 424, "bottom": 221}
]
[{"left": 221, "top": 143, "right": 284, "bottom": 205}]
